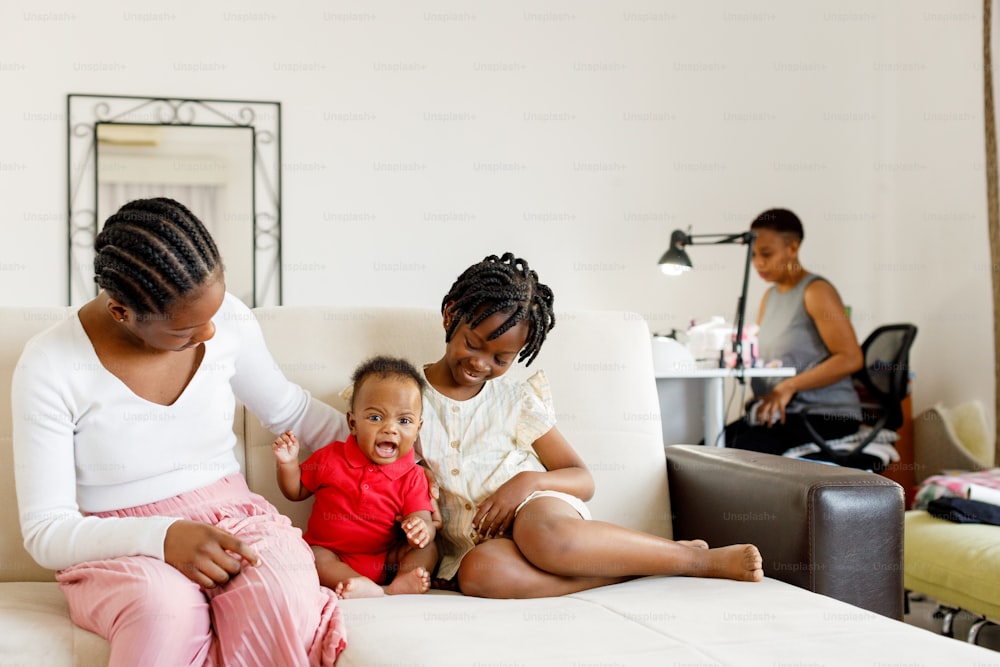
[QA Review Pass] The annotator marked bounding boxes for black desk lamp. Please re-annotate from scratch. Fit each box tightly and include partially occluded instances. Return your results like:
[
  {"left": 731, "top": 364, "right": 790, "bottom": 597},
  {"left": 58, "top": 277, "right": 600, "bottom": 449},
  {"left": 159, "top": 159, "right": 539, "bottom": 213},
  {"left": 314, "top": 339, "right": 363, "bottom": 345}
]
[{"left": 658, "top": 229, "right": 757, "bottom": 371}]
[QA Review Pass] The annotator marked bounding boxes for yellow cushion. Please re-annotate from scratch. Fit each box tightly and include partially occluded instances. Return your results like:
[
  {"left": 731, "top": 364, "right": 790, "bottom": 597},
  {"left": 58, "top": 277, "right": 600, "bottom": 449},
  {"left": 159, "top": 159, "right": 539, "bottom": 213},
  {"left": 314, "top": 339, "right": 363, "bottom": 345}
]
[
  {"left": 942, "top": 401, "right": 994, "bottom": 468},
  {"left": 904, "top": 510, "right": 1000, "bottom": 620}
]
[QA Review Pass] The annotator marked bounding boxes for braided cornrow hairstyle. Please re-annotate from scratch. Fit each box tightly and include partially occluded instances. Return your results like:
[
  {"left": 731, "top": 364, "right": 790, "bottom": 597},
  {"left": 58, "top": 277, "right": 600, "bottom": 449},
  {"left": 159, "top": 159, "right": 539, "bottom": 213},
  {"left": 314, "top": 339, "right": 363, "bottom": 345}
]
[
  {"left": 350, "top": 355, "right": 426, "bottom": 410},
  {"left": 441, "top": 252, "right": 555, "bottom": 366},
  {"left": 94, "top": 198, "right": 222, "bottom": 318}
]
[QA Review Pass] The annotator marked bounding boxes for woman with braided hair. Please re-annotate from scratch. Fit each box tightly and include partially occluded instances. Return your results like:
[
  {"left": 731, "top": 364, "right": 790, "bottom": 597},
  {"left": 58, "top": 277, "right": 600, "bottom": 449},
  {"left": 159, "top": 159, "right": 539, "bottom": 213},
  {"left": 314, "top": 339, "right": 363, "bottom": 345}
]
[
  {"left": 13, "top": 198, "right": 349, "bottom": 665},
  {"left": 420, "top": 253, "right": 763, "bottom": 597}
]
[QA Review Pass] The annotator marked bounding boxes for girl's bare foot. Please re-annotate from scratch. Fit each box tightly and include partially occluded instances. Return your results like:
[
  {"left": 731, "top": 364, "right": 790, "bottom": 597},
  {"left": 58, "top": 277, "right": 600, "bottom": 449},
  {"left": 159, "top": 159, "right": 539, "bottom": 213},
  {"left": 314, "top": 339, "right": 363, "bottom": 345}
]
[
  {"left": 677, "top": 539, "right": 709, "bottom": 549},
  {"left": 335, "top": 576, "right": 384, "bottom": 599},
  {"left": 386, "top": 567, "right": 431, "bottom": 595},
  {"left": 698, "top": 544, "right": 763, "bottom": 582}
]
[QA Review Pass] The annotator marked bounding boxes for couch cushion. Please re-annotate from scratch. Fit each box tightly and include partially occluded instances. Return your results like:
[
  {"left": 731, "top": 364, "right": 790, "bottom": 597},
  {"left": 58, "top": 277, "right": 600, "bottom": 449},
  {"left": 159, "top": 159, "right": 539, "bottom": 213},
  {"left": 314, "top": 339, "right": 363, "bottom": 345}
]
[
  {"left": 0, "top": 582, "right": 109, "bottom": 666},
  {"left": 0, "top": 307, "right": 75, "bottom": 583},
  {"left": 334, "top": 576, "right": 995, "bottom": 665},
  {"left": 904, "top": 509, "right": 1000, "bottom": 620},
  {"left": 5, "top": 576, "right": 993, "bottom": 666}
]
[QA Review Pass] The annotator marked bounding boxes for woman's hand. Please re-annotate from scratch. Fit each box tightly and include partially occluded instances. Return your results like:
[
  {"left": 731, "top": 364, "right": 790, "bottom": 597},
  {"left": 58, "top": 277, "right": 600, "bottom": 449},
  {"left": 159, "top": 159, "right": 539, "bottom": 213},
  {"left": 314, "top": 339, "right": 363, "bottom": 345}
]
[
  {"left": 474, "top": 472, "right": 536, "bottom": 540},
  {"left": 755, "top": 382, "right": 796, "bottom": 426},
  {"left": 164, "top": 520, "right": 261, "bottom": 589}
]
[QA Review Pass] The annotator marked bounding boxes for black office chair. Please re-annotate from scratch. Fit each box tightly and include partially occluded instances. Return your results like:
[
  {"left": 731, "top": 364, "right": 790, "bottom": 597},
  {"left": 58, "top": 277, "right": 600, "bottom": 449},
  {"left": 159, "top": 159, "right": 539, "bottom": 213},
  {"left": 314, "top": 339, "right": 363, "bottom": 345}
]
[{"left": 799, "top": 323, "right": 918, "bottom": 471}]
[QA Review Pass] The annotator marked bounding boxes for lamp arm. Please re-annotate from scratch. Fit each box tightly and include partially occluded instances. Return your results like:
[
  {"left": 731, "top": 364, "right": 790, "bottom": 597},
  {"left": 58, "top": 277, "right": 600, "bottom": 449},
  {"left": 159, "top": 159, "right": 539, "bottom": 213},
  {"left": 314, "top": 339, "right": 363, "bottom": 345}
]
[{"left": 683, "top": 231, "right": 755, "bottom": 246}]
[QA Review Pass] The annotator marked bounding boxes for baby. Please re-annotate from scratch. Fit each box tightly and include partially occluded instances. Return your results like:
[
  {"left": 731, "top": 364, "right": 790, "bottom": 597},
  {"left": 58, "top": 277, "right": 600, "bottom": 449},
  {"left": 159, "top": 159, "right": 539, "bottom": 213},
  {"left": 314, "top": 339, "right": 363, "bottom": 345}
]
[{"left": 273, "top": 356, "right": 437, "bottom": 598}]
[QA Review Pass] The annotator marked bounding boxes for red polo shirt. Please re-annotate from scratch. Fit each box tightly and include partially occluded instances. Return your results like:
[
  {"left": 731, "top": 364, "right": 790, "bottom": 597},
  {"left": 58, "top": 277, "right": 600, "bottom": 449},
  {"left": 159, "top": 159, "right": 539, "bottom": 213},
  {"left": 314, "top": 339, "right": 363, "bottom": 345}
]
[{"left": 299, "top": 435, "right": 433, "bottom": 555}]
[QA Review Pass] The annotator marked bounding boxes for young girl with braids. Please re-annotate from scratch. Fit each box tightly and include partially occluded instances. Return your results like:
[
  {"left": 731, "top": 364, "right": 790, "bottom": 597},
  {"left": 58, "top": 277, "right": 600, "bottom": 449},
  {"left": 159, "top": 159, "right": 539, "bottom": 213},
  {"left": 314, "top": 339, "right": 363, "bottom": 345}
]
[
  {"left": 420, "top": 253, "right": 764, "bottom": 598},
  {"left": 13, "top": 198, "right": 348, "bottom": 665}
]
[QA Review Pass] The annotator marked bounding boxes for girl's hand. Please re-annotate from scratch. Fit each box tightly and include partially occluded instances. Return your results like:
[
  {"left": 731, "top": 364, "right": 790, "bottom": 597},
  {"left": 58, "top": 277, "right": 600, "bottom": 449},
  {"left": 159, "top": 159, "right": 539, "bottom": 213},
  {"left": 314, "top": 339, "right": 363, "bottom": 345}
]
[
  {"left": 401, "top": 515, "right": 431, "bottom": 548},
  {"left": 474, "top": 472, "right": 535, "bottom": 540},
  {"left": 272, "top": 430, "right": 299, "bottom": 465},
  {"left": 164, "top": 520, "right": 261, "bottom": 589}
]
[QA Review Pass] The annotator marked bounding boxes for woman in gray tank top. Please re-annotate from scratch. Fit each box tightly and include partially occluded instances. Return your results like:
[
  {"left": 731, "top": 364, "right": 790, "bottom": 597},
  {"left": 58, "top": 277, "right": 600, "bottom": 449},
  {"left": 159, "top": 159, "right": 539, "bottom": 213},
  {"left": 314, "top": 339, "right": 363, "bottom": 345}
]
[{"left": 724, "top": 209, "right": 871, "bottom": 465}]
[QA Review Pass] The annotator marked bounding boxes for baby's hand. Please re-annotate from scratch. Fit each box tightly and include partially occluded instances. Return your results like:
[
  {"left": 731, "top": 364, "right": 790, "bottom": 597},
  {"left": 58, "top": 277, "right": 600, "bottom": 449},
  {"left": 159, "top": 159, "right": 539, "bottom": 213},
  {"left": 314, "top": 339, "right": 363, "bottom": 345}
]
[
  {"left": 401, "top": 515, "right": 430, "bottom": 549},
  {"left": 272, "top": 430, "right": 299, "bottom": 464}
]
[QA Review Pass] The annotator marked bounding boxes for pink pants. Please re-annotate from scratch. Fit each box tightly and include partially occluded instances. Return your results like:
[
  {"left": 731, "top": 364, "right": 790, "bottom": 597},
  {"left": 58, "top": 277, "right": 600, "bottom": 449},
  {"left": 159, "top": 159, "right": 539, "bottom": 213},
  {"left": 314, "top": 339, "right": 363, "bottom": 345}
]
[{"left": 56, "top": 475, "right": 346, "bottom": 667}]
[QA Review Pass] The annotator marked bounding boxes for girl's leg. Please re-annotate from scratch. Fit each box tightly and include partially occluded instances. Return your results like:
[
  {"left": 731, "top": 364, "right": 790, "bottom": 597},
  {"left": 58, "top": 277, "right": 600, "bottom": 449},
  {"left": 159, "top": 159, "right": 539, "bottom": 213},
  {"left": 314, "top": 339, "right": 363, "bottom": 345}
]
[
  {"left": 57, "top": 556, "right": 212, "bottom": 667},
  {"left": 515, "top": 497, "right": 762, "bottom": 581},
  {"left": 461, "top": 497, "right": 762, "bottom": 599},
  {"left": 209, "top": 512, "right": 346, "bottom": 667},
  {"left": 457, "top": 536, "right": 628, "bottom": 598}
]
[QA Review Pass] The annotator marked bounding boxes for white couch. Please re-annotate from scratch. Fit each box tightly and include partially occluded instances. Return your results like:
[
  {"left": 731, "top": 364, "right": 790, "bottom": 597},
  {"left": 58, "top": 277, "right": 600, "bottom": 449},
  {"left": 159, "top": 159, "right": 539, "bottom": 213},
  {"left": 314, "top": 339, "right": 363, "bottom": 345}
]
[{"left": 2, "top": 305, "right": 995, "bottom": 666}]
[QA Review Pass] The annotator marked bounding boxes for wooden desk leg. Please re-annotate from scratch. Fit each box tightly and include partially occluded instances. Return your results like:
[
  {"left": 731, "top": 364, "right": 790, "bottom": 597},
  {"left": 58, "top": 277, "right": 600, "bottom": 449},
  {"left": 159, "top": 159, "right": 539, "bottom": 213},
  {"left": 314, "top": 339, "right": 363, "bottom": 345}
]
[{"left": 881, "top": 394, "right": 915, "bottom": 506}]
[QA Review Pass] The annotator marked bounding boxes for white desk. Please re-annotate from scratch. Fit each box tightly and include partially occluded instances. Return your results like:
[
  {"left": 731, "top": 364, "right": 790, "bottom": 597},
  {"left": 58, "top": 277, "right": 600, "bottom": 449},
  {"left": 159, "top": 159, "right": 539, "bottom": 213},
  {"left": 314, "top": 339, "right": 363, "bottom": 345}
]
[{"left": 654, "top": 366, "right": 796, "bottom": 447}]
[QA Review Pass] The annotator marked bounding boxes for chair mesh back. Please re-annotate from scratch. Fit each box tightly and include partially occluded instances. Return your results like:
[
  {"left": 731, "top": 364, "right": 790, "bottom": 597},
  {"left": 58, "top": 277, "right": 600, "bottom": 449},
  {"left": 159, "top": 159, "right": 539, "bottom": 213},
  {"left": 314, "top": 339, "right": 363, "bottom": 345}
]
[{"left": 860, "top": 324, "right": 917, "bottom": 430}]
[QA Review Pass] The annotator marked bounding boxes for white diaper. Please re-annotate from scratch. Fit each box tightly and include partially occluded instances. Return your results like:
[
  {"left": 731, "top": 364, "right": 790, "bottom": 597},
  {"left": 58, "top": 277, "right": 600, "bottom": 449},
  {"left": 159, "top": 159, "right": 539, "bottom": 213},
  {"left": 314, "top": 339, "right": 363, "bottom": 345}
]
[{"left": 514, "top": 490, "right": 592, "bottom": 520}]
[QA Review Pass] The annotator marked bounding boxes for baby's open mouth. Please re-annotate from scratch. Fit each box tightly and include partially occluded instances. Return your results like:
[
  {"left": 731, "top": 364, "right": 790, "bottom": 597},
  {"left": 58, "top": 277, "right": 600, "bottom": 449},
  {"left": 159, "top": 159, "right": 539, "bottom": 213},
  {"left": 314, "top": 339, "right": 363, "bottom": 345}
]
[{"left": 375, "top": 441, "right": 398, "bottom": 458}]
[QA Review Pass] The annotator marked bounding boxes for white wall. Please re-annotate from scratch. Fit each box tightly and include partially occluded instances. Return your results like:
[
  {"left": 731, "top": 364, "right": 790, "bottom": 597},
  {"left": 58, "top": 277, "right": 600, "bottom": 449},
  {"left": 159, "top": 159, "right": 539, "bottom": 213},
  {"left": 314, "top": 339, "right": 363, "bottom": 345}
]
[{"left": 0, "top": 0, "right": 994, "bottom": 433}]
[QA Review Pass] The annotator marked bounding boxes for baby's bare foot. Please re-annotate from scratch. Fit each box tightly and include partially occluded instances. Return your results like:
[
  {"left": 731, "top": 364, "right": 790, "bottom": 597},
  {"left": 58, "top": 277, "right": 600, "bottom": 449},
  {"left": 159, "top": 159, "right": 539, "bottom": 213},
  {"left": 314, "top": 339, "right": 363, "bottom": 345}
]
[
  {"left": 335, "top": 576, "right": 385, "bottom": 599},
  {"left": 677, "top": 539, "right": 709, "bottom": 550},
  {"left": 386, "top": 567, "right": 431, "bottom": 595}
]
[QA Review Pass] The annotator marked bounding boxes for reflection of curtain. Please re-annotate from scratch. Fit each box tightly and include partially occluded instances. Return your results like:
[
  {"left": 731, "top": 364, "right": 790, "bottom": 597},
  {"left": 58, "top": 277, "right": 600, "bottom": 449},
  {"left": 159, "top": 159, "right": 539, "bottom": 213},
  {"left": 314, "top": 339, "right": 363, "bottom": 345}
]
[
  {"left": 97, "top": 183, "right": 222, "bottom": 237},
  {"left": 985, "top": 0, "right": 1000, "bottom": 463}
]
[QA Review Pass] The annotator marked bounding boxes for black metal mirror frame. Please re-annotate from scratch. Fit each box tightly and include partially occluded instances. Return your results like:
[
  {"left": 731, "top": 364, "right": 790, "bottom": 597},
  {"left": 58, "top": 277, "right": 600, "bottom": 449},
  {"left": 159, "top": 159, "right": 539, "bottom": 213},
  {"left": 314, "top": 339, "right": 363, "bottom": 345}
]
[{"left": 67, "top": 93, "right": 282, "bottom": 307}]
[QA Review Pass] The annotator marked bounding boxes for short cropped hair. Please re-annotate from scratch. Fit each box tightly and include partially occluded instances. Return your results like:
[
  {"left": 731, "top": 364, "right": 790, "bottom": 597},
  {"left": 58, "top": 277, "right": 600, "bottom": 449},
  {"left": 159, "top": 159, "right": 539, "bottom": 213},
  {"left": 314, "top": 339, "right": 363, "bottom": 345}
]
[{"left": 750, "top": 208, "right": 804, "bottom": 244}]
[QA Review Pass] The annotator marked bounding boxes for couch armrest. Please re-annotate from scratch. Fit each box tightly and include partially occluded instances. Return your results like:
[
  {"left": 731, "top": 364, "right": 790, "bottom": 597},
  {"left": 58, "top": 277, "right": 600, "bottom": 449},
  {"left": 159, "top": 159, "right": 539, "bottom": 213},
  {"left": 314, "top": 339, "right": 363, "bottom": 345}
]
[{"left": 664, "top": 444, "right": 904, "bottom": 619}]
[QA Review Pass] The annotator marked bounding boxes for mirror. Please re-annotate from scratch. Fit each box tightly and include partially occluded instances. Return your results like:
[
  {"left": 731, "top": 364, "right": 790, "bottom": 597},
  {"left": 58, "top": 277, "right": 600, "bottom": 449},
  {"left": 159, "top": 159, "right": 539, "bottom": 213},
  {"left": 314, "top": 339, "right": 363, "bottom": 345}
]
[{"left": 67, "top": 94, "right": 282, "bottom": 307}]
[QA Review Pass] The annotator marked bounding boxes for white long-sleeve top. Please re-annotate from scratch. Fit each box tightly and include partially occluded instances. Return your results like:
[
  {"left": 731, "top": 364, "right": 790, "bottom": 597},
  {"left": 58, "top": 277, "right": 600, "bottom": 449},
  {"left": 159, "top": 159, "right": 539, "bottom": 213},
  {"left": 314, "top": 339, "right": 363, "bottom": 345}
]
[{"left": 12, "top": 292, "right": 348, "bottom": 571}]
